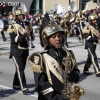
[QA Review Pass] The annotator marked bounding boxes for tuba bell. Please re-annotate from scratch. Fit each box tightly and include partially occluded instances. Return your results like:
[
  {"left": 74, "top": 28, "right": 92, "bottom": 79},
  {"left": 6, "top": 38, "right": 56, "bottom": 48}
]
[
  {"left": 54, "top": 4, "right": 63, "bottom": 15},
  {"left": 54, "top": 4, "right": 67, "bottom": 18}
]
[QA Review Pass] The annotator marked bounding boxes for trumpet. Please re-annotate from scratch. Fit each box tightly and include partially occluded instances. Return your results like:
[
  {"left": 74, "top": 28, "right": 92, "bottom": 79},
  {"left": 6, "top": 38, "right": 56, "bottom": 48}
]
[{"left": 25, "top": 25, "right": 35, "bottom": 48}]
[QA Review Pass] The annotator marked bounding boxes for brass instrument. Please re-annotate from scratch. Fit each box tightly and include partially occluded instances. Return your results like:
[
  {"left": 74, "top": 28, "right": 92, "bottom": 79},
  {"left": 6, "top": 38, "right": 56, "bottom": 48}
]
[
  {"left": 39, "top": 14, "right": 44, "bottom": 25},
  {"left": 25, "top": 25, "right": 31, "bottom": 37},
  {"left": 62, "top": 52, "right": 84, "bottom": 100},
  {"left": 25, "top": 24, "right": 35, "bottom": 48},
  {"left": 53, "top": 4, "right": 67, "bottom": 19},
  {"left": 61, "top": 20, "right": 68, "bottom": 34},
  {"left": 60, "top": 16, "right": 69, "bottom": 37},
  {"left": 62, "top": 55, "right": 73, "bottom": 99},
  {"left": 12, "top": 23, "right": 31, "bottom": 49},
  {"left": 74, "top": 86, "right": 84, "bottom": 100}
]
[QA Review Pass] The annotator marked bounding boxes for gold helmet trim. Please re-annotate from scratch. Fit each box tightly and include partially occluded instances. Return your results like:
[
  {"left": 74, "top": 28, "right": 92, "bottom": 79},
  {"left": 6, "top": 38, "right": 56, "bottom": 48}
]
[
  {"left": 14, "top": 7, "right": 25, "bottom": 16},
  {"left": 41, "top": 22, "right": 64, "bottom": 49},
  {"left": 88, "top": 13, "right": 98, "bottom": 21}
]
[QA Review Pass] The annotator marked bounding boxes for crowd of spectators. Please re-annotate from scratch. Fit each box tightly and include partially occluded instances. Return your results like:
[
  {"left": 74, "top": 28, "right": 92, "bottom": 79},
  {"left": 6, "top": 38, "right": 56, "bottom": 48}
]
[{"left": 1, "top": 6, "right": 100, "bottom": 38}]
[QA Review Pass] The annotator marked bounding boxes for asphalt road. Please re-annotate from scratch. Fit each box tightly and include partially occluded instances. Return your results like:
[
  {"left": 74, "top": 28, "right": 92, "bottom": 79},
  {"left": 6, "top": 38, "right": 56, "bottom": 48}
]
[{"left": 0, "top": 32, "right": 100, "bottom": 100}]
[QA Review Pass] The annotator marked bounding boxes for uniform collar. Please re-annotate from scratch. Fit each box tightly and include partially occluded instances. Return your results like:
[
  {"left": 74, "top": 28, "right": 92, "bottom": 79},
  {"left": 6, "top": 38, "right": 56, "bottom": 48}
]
[{"left": 16, "top": 20, "right": 24, "bottom": 27}]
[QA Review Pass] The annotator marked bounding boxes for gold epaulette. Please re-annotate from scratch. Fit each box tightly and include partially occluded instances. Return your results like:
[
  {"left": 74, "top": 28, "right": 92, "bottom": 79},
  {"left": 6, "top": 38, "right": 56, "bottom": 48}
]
[
  {"left": 7, "top": 24, "right": 17, "bottom": 34},
  {"left": 28, "top": 52, "right": 43, "bottom": 73},
  {"left": 82, "top": 25, "right": 90, "bottom": 34}
]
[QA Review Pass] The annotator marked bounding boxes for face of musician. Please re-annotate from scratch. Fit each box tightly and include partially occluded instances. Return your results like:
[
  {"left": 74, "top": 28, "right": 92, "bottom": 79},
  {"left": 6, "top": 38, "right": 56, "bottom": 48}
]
[
  {"left": 17, "top": 14, "right": 24, "bottom": 21},
  {"left": 63, "top": 16, "right": 67, "bottom": 20},
  {"left": 92, "top": 19, "right": 97, "bottom": 24},
  {"left": 48, "top": 32, "right": 63, "bottom": 49}
]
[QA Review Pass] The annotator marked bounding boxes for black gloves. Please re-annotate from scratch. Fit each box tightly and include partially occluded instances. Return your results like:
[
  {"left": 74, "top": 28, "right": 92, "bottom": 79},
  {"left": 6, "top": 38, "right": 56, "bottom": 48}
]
[
  {"left": 68, "top": 71, "right": 80, "bottom": 83},
  {"left": 94, "top": 37, "right": 99, "bottom": 42}
]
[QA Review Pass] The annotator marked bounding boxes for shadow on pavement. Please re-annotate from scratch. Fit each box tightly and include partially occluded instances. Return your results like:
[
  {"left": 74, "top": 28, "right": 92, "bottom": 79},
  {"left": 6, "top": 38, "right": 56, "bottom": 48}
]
[
  {"left": 77, "top": 61, "right": 86, "bottom": 66},
  {"left": 0, "top": 42, "right": 10, "bottom": 45},
  {"left": 68, "top": 42, "right": 78, "bottom": 44},
  {"left": 27, "top": 84, "right": 36, "bottom": 94},
  {"left": 28, "top": 89, "right": 36, "bottom": 94},
  {"left": 0, "top": 72, "right": 3, "bottom": 74},
  {"left": 0, "top": 47, "right": 9, "bottom": 50},
  {"left": 0, "top": 84, "right": 37, "bottom": 98},
  {"left": 27, "top": 84, "right": 36, "bottom": 88},
  {"left": 0, "top": 89, "right": 17, "bottom": 99},
  {"left": 77, "top": 58, "right": 100, "bottom": 66},
  {"left": 79, "top": 72, "right": 94, "bottom": 83},
  {"left": 69, "top": 43, "right": 85, "bottom": 48}
]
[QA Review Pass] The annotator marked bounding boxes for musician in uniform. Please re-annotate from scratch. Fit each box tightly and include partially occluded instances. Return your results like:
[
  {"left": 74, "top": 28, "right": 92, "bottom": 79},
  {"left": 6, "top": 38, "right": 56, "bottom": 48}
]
[
  {"left": 28, "top": 17, "right": 84, "bottom": 99},
  {"left": 60, "top": 13, "right": 71, "bottom": 47},
  {"left": 7, "top": 8, "right": 33, "bottom": 94},
  {"left": 75, "top": 10, "right": 86, "bottom": 42},
  {"left": 82, "top": 14, "right": 100, "bottom": 77}
]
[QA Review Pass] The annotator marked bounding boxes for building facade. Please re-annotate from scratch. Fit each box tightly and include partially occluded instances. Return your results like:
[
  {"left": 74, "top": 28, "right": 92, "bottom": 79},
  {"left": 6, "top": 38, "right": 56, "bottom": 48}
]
[
  {"left": 0, "top": 0, "right": 33, "bottom": 15},
  {"left": 0, "top": 0, "right": 98, "bottom": 15}
]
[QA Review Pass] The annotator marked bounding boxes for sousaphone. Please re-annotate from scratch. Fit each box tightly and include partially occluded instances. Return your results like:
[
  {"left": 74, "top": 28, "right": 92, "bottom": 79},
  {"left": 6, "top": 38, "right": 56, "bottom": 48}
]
[{"left": 54, "top": 4, "right": 67, "bottom": 18}]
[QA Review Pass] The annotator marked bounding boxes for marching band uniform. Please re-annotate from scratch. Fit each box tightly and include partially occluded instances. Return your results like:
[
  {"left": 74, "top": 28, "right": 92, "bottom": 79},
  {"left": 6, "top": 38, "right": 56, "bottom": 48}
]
[
  {"left": 28, "top": 21, "right": 82, "bottom": 100},
  {"left": 61, "top": 11, "right": 75, "bottom": 47},
  {"left": 61, "top": 14, "right": 70, "bottom": 47},
  {"left": 75, "top": 11, "right": 86, "bottom": 42},
  {"left": 7, "top": 8, "right": 33, "bottom": 94},
  {"left": 82, "top": 14, "right": 100, "bottom": 77}
]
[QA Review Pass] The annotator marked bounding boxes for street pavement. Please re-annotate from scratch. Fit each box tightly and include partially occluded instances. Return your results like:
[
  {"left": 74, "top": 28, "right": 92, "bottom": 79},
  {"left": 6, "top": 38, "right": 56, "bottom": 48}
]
[{"left": 0, "top": 32, "right": 100, "bottom": 100}]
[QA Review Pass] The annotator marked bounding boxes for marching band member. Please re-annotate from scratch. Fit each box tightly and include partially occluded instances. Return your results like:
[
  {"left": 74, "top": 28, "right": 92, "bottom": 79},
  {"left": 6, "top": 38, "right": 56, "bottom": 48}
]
[
  {"left": 82, "top": 13, "right": 100, "bottom": 77},
  {"left": 75, "top": 10, "right": 86, "bottom": 43},
  {"left": 7, "top": 8, "right": 33, "bottom": 94},
  {"left": 28, "top": 13, "right": 83, "bottom": 100},
  {"left": 60, "top": 13, "right": 71, "bottom": 47}
]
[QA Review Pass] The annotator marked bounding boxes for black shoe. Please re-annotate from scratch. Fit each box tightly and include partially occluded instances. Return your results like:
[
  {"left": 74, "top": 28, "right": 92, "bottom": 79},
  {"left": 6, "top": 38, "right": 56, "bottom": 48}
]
[
  {"left": 31, "top": 45, "right": 35, "bottom": 48},
  {"left": 83, "top": 71, "right": 92, "bottom": 75},
  {"left": 96, "top": 73, "right": 100, "bottom": 77},
  {"left": 22, "top": 88, "right": 29, "bottom": 95},
  {"left": 3, "top": 38, "right": 7, "bottom": 42},
  {"left": 13, "top": 85, "right": 21, "bottom": 90}
]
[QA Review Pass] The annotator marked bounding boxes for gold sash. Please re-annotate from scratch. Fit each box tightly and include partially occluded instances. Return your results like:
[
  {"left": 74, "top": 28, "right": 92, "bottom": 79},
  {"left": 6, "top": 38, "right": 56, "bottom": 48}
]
[
  {"left": 42, "top": 53, "right": 64, "bottom": 85},
  {"left": 88, "top": 25, "right": 99, "bottom": 37}
]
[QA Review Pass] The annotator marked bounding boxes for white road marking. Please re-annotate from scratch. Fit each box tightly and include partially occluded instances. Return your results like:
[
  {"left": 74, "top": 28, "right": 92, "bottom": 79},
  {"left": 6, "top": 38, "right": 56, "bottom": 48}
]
[{"left": 0, "top": 85, "right": 38, "bottom": 98}]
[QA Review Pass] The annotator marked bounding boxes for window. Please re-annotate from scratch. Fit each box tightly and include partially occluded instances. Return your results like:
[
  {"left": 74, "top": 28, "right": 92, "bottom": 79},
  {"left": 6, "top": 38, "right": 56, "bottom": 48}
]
[
  {"left": 79, "top": 0, "right": 91, "bottom": 10},
  {"left": 29, "top": 0, "right": 43, "bottom": 14}
]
